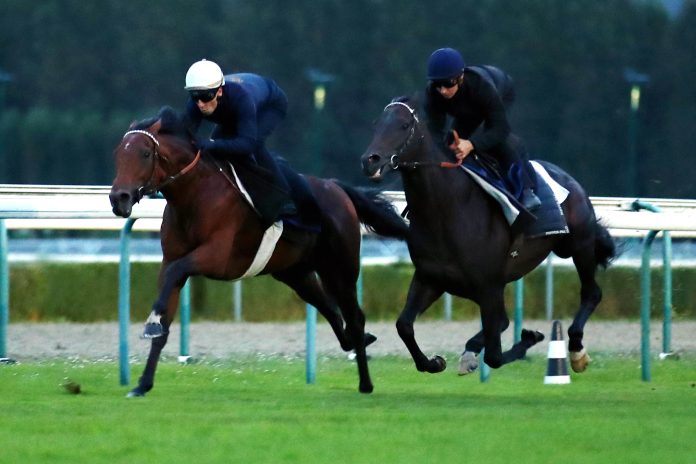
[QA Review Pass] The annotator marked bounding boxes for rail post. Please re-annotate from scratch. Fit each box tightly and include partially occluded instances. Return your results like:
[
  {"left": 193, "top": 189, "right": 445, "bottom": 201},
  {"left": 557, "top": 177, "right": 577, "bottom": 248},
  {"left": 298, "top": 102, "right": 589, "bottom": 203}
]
[
  {"left": 118, "top": 218, "right": 136, "bottom": 386},
  {"left": 513, "top": 278, "right": 524, "bottom": 344},
  {"left": 632, "top": 200, "right": 675, "bottom": 382},
  {"left": 305, "top": 304, "right": 317, "bottom": 384},
  {"left": 0, "top": 220, "right": 8, "bottom": 357},
  {"left": 179, "top": 280, "right": 191, "bottom": 362},
  {"left": 545, "top": 255, "right": 554, "bottom": 320}
]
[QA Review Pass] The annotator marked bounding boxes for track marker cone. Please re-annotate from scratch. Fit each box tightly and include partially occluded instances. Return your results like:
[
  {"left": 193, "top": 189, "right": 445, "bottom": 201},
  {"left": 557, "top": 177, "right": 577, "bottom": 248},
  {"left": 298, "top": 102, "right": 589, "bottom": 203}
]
[{"left": 544, "top": 320, "right": 571, "bottom": 385}]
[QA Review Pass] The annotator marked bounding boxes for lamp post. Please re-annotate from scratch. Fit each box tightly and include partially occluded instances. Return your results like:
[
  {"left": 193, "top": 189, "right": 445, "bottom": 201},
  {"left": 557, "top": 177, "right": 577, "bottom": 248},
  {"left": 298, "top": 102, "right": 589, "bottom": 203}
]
[
  {"left": 303, "top": 68, "right": 334, "bottom": 384},
  {"left": 623, "top": 68, "right": 650, "bottom": 197},
  {"left": 0, "top": 70, "right": 12, "bottom": 182},
  {"left": 306, "top": 68, "right": 335, "bottom": 177}
]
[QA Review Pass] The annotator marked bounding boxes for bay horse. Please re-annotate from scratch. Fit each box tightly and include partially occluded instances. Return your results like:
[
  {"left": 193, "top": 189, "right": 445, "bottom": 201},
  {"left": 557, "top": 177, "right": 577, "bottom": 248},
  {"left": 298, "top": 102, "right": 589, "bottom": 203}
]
[
  {"left": 360, "top": 95, "right": 616, "bottom": 376},
  {"left": 109, "top": 106, "right": 408, "bottom": 396}
]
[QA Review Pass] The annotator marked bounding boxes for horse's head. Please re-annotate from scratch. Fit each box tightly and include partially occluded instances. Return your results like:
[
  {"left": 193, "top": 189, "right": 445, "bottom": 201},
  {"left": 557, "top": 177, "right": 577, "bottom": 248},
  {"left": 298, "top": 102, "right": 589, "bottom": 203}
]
[
  {"left": 361, "top": 96, "right": 425, "bottom": 182},
  {"left": 109, "top": 107, "right": 197, "bottom": 217}
]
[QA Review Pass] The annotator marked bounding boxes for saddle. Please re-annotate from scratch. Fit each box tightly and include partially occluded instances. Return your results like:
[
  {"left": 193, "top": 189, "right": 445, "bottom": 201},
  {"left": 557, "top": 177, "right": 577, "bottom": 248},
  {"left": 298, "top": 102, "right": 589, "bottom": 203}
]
[
  {"left": 216, "top": 156, "right": 321, "bottom": 234},
  {"left": 461, "top": 156, "right": 570, "bottom": 238}
]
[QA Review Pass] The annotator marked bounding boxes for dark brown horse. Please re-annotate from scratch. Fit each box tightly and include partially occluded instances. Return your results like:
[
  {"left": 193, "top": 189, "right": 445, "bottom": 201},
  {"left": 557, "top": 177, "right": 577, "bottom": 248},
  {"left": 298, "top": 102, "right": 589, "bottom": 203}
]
[
  {"left": 110, "top": 107, "right": 408, "bottom": 396},
  {"left": 360, "top": 96, "right": 616, "bottom": 376}
]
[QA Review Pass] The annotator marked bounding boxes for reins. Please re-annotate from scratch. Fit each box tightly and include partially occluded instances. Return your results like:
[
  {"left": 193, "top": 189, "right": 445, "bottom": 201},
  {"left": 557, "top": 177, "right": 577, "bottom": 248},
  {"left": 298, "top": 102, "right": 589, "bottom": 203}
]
[
  {"left": 382, "top": 102, "right": 463, "bottom": 171},
  {"left": 122, "top": 129, "right": 202, "bottom": 197}
]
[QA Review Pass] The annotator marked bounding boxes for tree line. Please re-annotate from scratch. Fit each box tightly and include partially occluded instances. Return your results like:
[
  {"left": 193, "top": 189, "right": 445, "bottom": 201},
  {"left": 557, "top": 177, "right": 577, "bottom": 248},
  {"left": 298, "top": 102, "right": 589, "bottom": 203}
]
[{"left": 1, "top": 0, "right": 694, "bottom": 198}]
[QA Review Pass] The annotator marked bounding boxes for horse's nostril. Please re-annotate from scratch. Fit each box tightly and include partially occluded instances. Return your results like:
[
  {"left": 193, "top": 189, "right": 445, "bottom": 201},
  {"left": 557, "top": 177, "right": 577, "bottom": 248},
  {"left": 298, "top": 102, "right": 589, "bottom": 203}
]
[{"left": 368, "top": 154, "right": 381, "bottom": 163}]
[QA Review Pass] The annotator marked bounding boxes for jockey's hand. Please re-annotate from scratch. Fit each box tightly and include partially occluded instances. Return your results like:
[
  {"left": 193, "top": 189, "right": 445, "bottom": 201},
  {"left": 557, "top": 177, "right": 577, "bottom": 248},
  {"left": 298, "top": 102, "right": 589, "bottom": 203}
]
[
  {"left": 447, "top": 130, "right": 474, "bottom": 161},
  {"left": 196, "top": 137, "right": 214, "bottom": 153}
]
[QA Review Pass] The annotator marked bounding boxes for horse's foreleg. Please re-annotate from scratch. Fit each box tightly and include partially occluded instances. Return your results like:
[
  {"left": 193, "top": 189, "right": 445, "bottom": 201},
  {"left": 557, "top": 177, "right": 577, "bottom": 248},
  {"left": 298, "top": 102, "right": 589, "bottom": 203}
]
[
  {"left": 143, "top": 257, "right": 194, "bottom": 338},
  {"left": 397, "top": 274, "right": 445, "bottom": 373},
  {"left": 479, "top": 289, "right": 507, "bottom": 369},
  {"left": 129, "top": 286, "right": 180, "bottom": 398},
  {"left": 458, "top": 318, "right": 511, "bottom": 375}
]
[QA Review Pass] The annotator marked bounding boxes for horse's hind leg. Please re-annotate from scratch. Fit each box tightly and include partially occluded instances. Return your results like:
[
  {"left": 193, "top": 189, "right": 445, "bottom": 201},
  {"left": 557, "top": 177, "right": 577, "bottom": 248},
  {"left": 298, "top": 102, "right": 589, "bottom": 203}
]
[
  {"left": 397, "top": 273, "right": 446, "bottom": 373},
  {"left": 566, "top": 250, "right": 602, "bottom": 372},
  {"left": 318, "top": 266, "right": 375, "bottom": 394},
  {"left": 274, "top": 270, "right": 373, "bottom": 352}
]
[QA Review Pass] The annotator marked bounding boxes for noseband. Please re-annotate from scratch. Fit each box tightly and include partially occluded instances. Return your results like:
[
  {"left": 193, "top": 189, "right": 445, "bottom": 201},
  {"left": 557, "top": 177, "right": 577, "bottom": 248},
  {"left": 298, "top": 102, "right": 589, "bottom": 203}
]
[{"left": 122, "top": 129, "right": 201, "bottom": 198}]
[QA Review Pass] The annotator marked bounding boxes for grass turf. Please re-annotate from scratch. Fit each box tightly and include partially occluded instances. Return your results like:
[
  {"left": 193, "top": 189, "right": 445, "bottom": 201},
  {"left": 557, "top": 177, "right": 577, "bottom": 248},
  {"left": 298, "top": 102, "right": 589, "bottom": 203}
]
[{"left": 1, "top": 353, "right": 695, "bottom": 463}]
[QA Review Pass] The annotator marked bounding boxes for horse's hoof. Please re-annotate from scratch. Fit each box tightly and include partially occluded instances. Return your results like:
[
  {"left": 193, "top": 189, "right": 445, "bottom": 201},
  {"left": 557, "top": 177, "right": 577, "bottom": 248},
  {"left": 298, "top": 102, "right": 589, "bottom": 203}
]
[
  {"left": 569, "top": 349, "right": 591, "bottom": 373},
  {"left": 364, "top": 333, "right": 377, "bottom": 347},
  {"left": 126, "top": 389, "right": 145, "bottom": 398},
  {"left": 428, "top": 355, "right": 447, "bottom": 373},
  {"left": 359, "top": 382, "right": 374, "bottom": 394},
  {"left": 141, "top": 322, "right": 164, "bottom": 339},
  {"left": 458, "top": 351, "right": 479, "bottom": 376},
  {"left": 521, "top": 329, "right": 545, "bottom": 346}
]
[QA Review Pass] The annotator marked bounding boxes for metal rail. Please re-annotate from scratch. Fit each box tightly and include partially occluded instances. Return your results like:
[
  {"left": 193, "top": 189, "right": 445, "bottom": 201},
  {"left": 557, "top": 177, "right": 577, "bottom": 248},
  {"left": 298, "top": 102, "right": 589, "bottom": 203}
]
[{"left": 1, "top": 185, "right": 695, "bottom": 385}]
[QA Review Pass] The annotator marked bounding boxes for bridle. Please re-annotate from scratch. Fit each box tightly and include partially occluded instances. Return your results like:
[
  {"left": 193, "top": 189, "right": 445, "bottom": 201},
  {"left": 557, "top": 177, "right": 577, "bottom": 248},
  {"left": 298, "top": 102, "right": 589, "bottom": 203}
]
[
  {"left": 381, "top": 101, "right": 462, "bottom": 171},
  {"left": 122, "top": 129, "right": 201, "bottom": 198}
]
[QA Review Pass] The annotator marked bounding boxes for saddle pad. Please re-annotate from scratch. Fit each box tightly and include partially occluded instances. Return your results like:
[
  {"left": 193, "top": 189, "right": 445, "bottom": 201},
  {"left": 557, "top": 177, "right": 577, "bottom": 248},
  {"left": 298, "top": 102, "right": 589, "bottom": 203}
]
[
  {"left": 462, "top": 161, "right": 570, "bottom": 237},
  {"left": 229, "top": 162, "right": 284, "bottom": 279},
  {"left": 524, "top": 161, "right": 570, "bottom": 238}
]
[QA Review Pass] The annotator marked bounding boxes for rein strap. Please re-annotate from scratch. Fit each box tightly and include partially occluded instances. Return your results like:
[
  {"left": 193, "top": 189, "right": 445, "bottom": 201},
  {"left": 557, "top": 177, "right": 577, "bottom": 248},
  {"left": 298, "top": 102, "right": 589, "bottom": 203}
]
[{"left": 123, "top": 129, "right": 201, "bottom": 194}]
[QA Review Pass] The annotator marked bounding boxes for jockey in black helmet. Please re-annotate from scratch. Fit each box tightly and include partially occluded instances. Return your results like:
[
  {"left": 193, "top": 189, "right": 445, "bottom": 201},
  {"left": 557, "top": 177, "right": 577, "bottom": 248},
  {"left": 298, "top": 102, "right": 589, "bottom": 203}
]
[{"left": 424, "top": 47, "right": 541, "bottom": 211}]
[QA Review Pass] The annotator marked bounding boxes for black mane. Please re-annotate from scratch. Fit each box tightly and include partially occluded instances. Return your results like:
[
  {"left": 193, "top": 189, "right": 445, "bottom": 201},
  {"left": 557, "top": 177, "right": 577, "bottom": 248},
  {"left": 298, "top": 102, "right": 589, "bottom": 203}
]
[{"left": 133, "top": 106, "right": 193, "bottom": 141}]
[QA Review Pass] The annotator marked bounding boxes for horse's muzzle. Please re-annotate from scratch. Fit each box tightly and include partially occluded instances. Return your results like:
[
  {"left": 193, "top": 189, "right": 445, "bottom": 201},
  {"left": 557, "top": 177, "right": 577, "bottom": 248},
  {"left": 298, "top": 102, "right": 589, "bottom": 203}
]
[
  {"left": 361, "top": 153, "right": 387, "bottom": 181},
  {"left": 109, "top": 188, "right": 136, "bottom": 218}
]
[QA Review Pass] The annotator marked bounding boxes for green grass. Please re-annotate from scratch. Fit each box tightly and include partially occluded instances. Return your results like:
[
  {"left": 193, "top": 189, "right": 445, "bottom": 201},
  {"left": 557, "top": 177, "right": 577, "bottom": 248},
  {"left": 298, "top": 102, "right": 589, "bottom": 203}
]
[{"left": 1, "top": 354, "right": 695, "bottom": 463}]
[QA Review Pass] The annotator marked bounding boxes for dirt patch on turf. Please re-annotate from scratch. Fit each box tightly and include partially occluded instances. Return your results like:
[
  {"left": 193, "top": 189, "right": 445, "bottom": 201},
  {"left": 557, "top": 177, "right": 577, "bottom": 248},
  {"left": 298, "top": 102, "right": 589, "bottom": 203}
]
[{"left": 5, "top": 320, "right": 696, "bottom": 362}]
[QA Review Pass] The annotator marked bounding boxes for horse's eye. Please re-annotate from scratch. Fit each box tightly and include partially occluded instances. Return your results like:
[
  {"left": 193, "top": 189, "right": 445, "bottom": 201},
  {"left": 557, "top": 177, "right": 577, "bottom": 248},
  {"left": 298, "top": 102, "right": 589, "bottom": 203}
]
[
  {"left": 142, "top": 150, "right": 151, "bottom": 159},
  {"left": 402, "top": 123, "right": 410, "bottom": 130}
]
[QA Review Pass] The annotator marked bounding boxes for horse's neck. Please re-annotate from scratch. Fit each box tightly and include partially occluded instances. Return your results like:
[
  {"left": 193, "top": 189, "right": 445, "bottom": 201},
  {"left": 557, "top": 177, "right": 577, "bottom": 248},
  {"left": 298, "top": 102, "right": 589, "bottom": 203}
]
[
  {"left": 160, "top": 155, "right": 224, "bottom": 209},
  {"left": 402, "top": 135, "right": 477, "bottom": 216}
]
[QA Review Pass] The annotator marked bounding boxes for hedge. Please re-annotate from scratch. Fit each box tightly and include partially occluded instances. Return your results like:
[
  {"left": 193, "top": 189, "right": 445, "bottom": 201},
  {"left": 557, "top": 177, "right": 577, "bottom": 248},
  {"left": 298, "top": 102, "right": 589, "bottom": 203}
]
[{"left": 7, "top": 261, "right": 696, "bottom": 323}]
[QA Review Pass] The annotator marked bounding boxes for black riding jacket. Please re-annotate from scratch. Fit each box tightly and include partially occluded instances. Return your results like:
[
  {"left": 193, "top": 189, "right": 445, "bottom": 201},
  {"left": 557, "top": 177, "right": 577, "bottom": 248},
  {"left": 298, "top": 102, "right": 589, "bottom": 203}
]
[{"left": 424, "top": 65, "right": 514, "bottom": 155}]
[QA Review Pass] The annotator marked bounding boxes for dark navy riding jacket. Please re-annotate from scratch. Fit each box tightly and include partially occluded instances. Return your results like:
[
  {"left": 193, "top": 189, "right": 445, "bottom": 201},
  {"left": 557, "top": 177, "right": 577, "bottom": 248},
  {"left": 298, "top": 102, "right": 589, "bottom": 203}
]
[
  {"left": 186, "top": 73, "right": 287, "bottom": 159},
  {"left": 424, "top": 65, "right": 514, "bottom": 155}
]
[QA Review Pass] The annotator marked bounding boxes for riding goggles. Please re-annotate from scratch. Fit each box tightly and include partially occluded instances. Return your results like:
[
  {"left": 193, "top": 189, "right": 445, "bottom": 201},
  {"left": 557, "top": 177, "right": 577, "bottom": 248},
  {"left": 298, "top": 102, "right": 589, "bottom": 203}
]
[
  {"left": 189, "top": 88, "right": 219, "bottom": 103},
  {"left": 430, "top": 78, "right": 459, "bottom": 89}
]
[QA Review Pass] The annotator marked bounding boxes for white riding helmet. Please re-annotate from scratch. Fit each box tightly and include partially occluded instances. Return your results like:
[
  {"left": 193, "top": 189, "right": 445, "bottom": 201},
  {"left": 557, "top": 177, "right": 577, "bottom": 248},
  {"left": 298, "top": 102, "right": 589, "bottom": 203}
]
[{"left": 184, "top": 59, "right": 225, "bottom": 90}]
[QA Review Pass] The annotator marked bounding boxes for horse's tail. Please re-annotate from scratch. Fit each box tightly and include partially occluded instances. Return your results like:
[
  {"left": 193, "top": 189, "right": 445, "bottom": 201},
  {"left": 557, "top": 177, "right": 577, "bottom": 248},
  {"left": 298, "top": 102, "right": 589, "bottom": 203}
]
[
  {"left": 594, "top": 220, "right": 617, "bottom": 269},
  {"left": 334, "top": 181, "right": 409, "bottom": 239}
]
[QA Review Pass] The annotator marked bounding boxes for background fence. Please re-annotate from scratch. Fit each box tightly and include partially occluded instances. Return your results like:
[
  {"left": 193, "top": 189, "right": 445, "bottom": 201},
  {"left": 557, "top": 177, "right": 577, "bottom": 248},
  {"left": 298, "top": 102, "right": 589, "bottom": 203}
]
[{"left": 2, "top": 184, "right": 696, "bottom": 383}]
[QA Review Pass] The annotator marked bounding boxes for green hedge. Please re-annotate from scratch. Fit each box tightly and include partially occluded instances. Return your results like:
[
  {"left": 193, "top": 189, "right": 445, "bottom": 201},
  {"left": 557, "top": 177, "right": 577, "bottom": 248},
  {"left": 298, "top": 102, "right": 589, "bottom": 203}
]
[{"left": 7, "top": 262, "right": 696, "bottom": 322}]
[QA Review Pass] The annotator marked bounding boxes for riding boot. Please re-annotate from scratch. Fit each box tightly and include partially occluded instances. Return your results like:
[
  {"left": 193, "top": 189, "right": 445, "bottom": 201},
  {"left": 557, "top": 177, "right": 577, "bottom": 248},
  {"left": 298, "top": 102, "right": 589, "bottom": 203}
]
[
  {"left": 277, "top": 159, "right": 322, "bottom": 230},
  {"left": 254, "top": 146, "right": 297, "bottom": 218},
  {"left": 512, "top": 139, "right": 541, "bottom": 212}
]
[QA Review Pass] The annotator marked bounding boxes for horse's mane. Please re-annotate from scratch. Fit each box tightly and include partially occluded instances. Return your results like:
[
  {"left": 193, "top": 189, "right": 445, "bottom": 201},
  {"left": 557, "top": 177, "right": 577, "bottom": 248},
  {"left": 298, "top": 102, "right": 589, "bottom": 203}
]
[
  {"left": 390, "top": 92, "right": 445, "bottom": 148},
  {"left": 132, "top": 106, "right": 194, "bottom": 142}
]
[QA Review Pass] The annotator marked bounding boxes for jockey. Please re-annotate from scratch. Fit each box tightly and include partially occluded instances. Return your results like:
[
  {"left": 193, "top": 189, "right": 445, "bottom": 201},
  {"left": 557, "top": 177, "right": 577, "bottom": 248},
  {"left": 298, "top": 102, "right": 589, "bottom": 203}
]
[
  {"left": 184, "top": 59, "right": 310, "bottom": 226},
  {"left": 423, "top": 47, "right": 541, "bottom": 211}
]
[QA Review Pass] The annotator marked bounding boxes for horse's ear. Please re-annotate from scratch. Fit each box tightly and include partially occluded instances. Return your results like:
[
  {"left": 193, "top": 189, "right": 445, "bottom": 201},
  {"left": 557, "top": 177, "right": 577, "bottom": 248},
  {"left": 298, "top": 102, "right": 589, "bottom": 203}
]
[
  {"left": 128, "top": 120, "right": 138, "bottom": 129},
  {"left": 410, "top": 92, "right": 424, "bottom": 109},
  {"left": 150, "top": 119, "right": 162, "bottom": 134}
]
